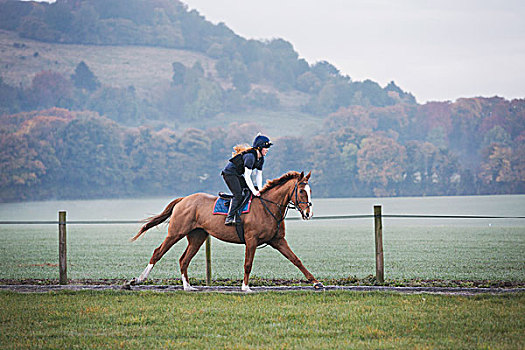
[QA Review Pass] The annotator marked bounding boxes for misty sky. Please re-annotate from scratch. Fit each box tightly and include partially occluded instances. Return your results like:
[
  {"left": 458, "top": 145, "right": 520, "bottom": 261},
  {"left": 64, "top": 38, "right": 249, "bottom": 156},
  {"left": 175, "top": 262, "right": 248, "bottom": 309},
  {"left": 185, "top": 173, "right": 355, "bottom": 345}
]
[
  {"left": 32, "top": 0, "right": 525, "bottom": 103},
  {"left": 182, "top": 0, "right": 524, "bottom": 103}
]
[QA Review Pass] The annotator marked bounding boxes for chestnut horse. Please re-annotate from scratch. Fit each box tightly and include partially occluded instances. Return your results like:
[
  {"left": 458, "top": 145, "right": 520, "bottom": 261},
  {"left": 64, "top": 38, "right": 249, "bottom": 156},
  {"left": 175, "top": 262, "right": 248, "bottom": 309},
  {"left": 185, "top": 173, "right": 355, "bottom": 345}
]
[{"left": 124, "top": 171, "right": 323, "bottom": 291}]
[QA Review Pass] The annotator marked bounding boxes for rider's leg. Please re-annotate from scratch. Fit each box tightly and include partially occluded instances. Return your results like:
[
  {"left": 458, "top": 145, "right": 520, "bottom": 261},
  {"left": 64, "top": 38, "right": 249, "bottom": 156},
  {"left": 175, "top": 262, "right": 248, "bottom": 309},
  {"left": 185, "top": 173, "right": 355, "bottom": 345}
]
[{"left": 223, "top": 174, "right": 243, "bottom": 225}]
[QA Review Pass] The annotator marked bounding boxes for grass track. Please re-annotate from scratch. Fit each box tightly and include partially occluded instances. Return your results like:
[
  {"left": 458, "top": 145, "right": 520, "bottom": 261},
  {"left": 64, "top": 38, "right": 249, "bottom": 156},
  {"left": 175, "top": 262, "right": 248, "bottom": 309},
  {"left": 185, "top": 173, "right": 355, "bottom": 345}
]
[{"left": 0, "top": 290, "right": 523, "bottom": 349}]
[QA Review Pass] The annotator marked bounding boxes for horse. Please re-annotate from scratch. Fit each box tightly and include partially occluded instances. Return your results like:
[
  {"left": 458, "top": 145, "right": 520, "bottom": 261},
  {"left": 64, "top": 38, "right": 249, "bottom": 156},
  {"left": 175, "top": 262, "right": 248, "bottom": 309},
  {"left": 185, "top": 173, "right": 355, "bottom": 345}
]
[{"left": 124, "top": 171, "right": 324, "bottom": 292}]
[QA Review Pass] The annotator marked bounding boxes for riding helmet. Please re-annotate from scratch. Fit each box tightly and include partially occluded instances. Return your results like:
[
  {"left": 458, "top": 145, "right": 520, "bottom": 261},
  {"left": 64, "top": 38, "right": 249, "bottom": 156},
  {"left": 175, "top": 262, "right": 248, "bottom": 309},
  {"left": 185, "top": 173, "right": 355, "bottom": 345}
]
[{"left": 252, "top": 134, "right": 273, "bottom": 149}]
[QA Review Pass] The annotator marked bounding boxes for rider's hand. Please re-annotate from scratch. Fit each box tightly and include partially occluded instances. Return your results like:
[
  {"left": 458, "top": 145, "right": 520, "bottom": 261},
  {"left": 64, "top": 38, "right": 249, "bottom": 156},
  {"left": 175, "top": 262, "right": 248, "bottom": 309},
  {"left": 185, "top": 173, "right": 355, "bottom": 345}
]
[{"left": 253, "top": 191, "right": 260, "bottom": 197}]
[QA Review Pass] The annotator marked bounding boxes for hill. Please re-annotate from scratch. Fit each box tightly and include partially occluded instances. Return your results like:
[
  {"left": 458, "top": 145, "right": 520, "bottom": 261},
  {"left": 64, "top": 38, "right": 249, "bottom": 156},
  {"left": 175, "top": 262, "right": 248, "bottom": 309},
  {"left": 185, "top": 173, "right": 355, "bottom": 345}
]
[
  {"left": 0, "top": 0, "right": 523, "bottom": 202},
  {"left": 0, "top": 29, "right": 320, "bottom": 137},
  {"left": 0, "top": 29, "right": 214, "bottom": 102},
  {"left": 0, "top": 0, "right": 415, "bottom": 136}
]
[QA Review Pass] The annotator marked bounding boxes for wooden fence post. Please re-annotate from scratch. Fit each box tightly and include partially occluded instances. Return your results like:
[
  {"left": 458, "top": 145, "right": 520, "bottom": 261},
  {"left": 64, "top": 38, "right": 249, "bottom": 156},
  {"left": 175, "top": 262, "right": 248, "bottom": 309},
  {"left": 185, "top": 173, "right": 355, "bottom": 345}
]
[
  {"left": 58, "top": 211, "right": 67, "bottom": 285},
  {"left": 374, "top": 205, "right": 384, "bottom": 283},
  {"left": 205, "top": 235, "right": 212, "bottom": 286}
]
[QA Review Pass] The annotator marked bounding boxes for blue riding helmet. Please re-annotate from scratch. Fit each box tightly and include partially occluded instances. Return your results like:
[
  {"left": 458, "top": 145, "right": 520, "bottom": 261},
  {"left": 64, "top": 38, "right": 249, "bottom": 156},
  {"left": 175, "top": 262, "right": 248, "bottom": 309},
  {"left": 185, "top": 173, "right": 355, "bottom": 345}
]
[{"left": 252, "top": 134, "right": 273, "bottom": 149}]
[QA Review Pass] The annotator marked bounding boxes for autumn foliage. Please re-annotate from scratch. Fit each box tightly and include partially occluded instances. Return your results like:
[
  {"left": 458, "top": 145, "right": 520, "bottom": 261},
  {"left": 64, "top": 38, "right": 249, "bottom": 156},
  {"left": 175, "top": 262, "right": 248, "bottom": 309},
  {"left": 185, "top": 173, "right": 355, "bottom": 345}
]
[{"left": 0, "top": 96, "right": 523, "bottom": 201}]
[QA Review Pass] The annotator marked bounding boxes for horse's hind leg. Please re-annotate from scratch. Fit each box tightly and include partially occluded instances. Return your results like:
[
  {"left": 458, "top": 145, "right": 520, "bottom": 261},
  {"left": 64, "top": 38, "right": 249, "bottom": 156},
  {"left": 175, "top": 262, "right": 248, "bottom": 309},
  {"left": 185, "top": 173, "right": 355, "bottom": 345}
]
[
  {"left": 179, "top": 229, "right": 208, "bottom": 291},
  {"left": 128, "top": 234, "right": 184, "bottom": 286}
]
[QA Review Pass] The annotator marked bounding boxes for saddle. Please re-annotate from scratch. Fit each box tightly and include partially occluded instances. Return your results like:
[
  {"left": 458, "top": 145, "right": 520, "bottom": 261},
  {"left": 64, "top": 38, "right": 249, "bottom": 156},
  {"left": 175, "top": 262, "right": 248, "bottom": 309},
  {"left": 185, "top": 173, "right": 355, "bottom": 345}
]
[
  {"left": 213, "top": 189, "right": 252, "bottom": 244},
  {"left": 218, "top": 185, "right": 258, "bottom": 200},
  {"left": 218, "top": 192, "right": 234, "bottom": 199},
  {"left": 213, "top": 191, "right": 252, "bottom": 215}
]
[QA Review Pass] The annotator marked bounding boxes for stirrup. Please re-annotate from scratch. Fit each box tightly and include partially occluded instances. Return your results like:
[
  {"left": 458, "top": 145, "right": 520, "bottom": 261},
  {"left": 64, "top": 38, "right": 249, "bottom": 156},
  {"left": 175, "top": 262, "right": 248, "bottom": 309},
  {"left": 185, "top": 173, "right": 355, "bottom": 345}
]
[
  {"left": 225, "top": 216, "right": 235, "bottom": 226},
  {"left": 233, "top": 213, "right": 242, "bottom": 225}
]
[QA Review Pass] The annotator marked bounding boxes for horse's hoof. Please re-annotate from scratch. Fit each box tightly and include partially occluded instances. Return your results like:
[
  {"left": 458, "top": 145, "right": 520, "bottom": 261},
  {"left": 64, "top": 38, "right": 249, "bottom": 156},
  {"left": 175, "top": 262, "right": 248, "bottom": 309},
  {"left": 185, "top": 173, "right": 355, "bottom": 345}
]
[
  {"left": 121, "top": 278, "right": 137, "bottom": 290},
  {"left": 183, "top": 286, "right": 198, "bottom": 292},
  {"left": 313, "top": 282, "right": 324, "bottom": 290},
  {"left": 241, "top": 283, "right": 253, "bottom": 293}
]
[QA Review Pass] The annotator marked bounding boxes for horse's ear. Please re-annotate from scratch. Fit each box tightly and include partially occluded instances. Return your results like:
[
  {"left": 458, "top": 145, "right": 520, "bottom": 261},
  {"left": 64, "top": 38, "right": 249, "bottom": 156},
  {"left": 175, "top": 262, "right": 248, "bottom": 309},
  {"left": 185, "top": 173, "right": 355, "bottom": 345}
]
[
  {"left": 300, "top": 171, "right": 304, "bottom": 179},
  {"left": 305, "top": 171, "right": 311, "bottom": 181}
]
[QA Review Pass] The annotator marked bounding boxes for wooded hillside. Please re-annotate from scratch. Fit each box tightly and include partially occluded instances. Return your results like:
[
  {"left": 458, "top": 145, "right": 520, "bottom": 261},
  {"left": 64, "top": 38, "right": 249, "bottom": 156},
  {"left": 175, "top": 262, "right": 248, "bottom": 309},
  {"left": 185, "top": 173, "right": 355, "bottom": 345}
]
[
  {"left": 0, "top": 0, "right": 415, "bottom": 121},
  {"left": 0, "top": 0, "right": 523, "bottom": 201}
]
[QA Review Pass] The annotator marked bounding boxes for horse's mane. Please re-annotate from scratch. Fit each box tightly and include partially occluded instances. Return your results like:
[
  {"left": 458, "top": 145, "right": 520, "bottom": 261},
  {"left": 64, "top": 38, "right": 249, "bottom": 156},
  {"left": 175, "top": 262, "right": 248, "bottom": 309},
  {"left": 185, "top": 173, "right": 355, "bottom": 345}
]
[{"left": 260, "top": 171, "right": 301, "bottom": 194}]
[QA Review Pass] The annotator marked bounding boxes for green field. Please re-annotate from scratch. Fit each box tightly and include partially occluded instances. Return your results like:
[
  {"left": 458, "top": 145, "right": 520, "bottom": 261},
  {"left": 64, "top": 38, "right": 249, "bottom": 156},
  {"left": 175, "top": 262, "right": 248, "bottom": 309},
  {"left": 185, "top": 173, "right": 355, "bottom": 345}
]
[
  {"left": 0, "top": 291, "right": 523, "bottom": 349},
  {"left": 1, "top": 220, "right": 523, "bottom": 283}
]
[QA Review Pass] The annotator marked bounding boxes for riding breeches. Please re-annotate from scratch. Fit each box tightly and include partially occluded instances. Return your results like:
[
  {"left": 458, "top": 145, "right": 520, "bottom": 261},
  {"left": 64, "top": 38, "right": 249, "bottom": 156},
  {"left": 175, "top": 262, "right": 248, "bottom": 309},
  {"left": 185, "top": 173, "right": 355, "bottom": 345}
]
[{"left": 222, "top": 173, "right": 245, "bottom": 202}]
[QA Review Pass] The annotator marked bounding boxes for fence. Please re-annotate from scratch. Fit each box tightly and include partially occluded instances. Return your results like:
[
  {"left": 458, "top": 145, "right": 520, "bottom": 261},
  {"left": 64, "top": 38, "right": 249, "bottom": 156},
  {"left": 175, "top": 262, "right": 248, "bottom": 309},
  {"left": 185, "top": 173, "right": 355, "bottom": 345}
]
[{"left": 1, "top": 207, "right": 523, "bottom": 285}]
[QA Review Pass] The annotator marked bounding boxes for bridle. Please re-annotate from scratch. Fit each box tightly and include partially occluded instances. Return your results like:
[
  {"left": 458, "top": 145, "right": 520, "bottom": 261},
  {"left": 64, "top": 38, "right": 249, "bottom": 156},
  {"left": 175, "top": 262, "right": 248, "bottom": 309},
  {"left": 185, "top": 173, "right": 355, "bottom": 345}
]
[
  {"left": 256, "top": 180, "right": 312, "bottom": 246},
  {"left": 290, "top": 181, "right": 312, "bottom": 220},
  {"left": 258, "top": 180, "right": 311, "bottom": 219}
]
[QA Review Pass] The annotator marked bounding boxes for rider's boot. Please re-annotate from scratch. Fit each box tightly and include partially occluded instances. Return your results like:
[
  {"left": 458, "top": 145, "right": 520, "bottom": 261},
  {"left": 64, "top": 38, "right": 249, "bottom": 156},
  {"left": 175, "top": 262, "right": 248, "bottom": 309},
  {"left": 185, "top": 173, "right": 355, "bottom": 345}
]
[{"left": 225, "top": 196, "right": 241, "bottom": 225}]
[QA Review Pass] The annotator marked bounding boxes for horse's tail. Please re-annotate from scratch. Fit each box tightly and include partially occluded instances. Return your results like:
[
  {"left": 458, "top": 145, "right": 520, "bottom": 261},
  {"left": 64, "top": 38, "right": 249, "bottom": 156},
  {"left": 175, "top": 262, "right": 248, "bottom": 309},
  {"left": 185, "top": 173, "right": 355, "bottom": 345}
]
[{"left": 130, "top": 197, "right": 184, "bottom": 242}]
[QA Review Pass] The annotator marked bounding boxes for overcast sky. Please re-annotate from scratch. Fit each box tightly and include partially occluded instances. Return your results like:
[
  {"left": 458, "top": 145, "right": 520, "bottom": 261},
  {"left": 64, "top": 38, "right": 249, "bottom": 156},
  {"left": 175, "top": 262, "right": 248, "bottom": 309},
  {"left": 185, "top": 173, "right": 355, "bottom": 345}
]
[
  {"left": 181, "top": 0, "right": 524, "bottom": 103},
  {"left": 33, "top": 0, "right": 524, "bottom": 103}
]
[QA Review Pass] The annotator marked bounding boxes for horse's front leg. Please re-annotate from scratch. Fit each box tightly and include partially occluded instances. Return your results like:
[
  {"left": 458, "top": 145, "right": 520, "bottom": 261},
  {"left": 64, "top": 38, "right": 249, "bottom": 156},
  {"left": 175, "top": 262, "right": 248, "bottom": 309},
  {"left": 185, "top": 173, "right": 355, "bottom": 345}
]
[
  {"left": 242, "top": 239, "right": 258, "bottom": 292},
  {"left": 270, "top": 238, "right": 324, "bottom": 289}
]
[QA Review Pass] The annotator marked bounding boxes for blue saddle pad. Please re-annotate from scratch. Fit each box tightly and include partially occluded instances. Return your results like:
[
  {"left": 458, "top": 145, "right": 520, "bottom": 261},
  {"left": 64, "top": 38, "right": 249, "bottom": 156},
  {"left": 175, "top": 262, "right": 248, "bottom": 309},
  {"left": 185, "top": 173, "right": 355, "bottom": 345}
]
[{"left": 213, "top": 197, "right": 251, "bottom": 215}]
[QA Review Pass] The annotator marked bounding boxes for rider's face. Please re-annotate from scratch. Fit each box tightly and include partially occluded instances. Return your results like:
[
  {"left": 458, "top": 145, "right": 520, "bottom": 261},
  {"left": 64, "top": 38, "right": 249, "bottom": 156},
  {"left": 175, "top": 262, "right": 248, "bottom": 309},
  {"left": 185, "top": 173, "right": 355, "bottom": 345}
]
[{"left": 261, "top": 148, "right": 269, "bottom": 156}]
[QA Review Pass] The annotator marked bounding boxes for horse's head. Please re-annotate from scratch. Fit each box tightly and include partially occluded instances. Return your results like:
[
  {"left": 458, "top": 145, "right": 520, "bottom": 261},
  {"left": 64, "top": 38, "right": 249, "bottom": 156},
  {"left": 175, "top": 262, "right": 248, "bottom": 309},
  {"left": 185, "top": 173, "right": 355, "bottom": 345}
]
[{"left": 292, "top": 171, "right": 313, "bottom": 220}]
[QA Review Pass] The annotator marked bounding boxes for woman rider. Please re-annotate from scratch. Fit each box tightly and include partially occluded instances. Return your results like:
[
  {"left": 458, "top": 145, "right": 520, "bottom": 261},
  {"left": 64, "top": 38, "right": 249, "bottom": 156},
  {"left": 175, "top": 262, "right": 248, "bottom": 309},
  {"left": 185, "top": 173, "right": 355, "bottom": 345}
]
[{"left": 221, "top": 134, "right": 272, "bottom": 225}]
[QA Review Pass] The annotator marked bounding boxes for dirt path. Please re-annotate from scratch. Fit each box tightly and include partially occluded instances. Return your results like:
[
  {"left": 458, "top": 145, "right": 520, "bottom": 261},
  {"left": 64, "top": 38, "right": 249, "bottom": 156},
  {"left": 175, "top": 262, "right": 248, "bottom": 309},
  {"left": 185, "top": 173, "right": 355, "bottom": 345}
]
[{"left": 1, "top": 284, "right": 523, "bottom": 295}]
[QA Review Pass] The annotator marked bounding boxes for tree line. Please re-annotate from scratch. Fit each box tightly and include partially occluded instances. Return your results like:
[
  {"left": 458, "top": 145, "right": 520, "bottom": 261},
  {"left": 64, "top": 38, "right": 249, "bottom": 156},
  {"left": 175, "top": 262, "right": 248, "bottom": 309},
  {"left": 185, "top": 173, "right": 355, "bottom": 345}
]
[{"left": 1, "top": 98, "right": 523, "bottom": 202}]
